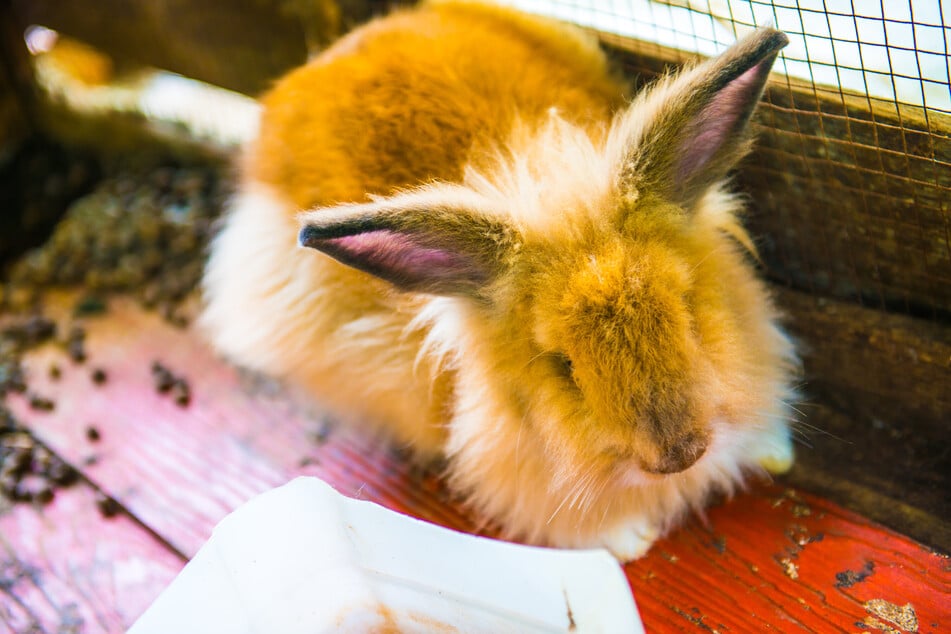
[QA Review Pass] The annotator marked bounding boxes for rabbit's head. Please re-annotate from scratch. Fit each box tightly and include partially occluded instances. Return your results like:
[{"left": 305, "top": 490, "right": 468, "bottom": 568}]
[{"left": 298, "top": 28, "right": 790, "bottom": 478}]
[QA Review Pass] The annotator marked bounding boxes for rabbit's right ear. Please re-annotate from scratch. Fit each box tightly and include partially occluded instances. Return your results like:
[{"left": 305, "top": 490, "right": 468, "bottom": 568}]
[
  {"left": 298, "top": 186, "right": 519, "bottom": 297},
  {"left": 614, "top": 27, "right": 788, "bottom": 209}
]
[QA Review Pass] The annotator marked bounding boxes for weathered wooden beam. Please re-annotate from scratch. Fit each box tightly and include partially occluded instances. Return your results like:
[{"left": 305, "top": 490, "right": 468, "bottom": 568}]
[
  {"left": 7, "top": 0, "right": 379, "bottom": 96},
  {"left": 774, "top": 286, "right": 950, "bottom": 549},
  {"left": 0, "top": 2, "right": 34, "bottom": 158},
  {"left": 777, "top": 286, "right": 948, "bottom": 434}
]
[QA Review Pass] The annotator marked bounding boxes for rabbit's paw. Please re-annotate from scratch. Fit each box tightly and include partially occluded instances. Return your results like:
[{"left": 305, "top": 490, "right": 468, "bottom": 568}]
[
  {"left": 752, "top": 428, "right": 794, "bottom": 474},
  {"left": 595, "top": 517, "right": 661, "bottom": 562}
]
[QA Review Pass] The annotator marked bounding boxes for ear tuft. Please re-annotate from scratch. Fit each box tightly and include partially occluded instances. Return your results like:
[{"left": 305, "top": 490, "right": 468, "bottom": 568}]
[{"left": 621, "top": 27, "right": 787, "bottom": 209}]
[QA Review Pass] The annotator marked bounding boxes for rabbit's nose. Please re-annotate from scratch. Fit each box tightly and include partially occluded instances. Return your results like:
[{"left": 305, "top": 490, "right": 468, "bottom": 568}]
[{"left": 640, "top": 430, "right": 708, "bottom": 474}]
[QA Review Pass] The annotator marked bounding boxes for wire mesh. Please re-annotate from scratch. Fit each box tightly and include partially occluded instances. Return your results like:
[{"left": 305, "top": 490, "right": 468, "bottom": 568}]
[{"left": 503, "top": 0, "right": 951, "bottom": 321}]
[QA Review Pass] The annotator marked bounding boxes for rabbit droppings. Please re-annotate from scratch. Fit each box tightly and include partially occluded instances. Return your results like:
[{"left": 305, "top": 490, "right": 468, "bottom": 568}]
[{"left": 201, "top": 0, "right": 799, "bottom": 561}]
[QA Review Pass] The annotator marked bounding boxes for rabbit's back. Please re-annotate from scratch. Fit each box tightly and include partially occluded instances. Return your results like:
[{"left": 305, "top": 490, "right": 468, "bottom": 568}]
[{"left": 249, "top": 0, "right": 627, "bottom": 211}]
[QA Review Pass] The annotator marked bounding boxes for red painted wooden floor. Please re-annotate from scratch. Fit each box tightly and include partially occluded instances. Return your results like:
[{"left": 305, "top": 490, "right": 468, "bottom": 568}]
[{"left": 1, "top": 297, "right": 948, "bottom": 633}]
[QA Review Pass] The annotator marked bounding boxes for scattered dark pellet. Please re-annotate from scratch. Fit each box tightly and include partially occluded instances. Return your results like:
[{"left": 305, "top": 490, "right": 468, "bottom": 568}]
[
  {"left": 166, "top": 311, "right": 189, "bottom": 329},
  {"left": 95, "top": 491, "right": 121, "bottom": 518},
  {"left": 46, "top": 457, "right": 78, "bottom": 486},
  {"left": 1, "top": 449, "right": 31, "bottom": 477},
  {"left": 2, "top": 315, "right": 57, "bottom": 349},
  {"left": 1, "top": 162, "right": 226, "bottom": 510},
  {"left": 310, "top": 420, "right": 333, "bottom": 445},
  {"left": 150, "top": 362, "right": 192, "bottom": 405},
  {"left": 25, "top": 316, "right": 57, "bottom": 343},
  {"left": 9, "top": 162, "right": 227, "bottom": 317},
  {"left": 1, "top": 430, "right": 33, "bottom": 451},
  {"left": 33, "top": 444, "right": 52, "bottom": 470},
  {"left": 12, "top": 473, "right": 53, "bottom": 505},
  {"left": 67, "top": 326, "right": 87, "bottom": 363},
  {"left": 151, "top": 361, "right": 176, "bottom": 393},
  {"left": 10, "top": 480, "right": 33, "bottom": 502},
  {"left": 33, "top": 484, "right": 55, "bottom": 505},
  {"left": 91, "top": 368, "right": 107, "bottom": 385},
  {"left": 171, "top": 378, "right": 191, "bottom": 407},
  {"left": 73, "top": 294, "right": 107, "bottom": 317},
  {"left": 0, "top": 360, "right": 28, "bottom": 395},
  {"left": 0, "top": 474, "right": 18, "bottom": 497},
  {"left": 28, "top": 394, "right": 55, "bottom": 411},
  {"left": 0, "top": 405, "right": 17, "bottom": 431}
]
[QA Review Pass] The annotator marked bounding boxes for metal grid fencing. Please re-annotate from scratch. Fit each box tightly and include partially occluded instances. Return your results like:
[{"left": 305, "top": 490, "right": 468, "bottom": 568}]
[{"left": 505, "top": 0, "right": 951, "bottom": 321}]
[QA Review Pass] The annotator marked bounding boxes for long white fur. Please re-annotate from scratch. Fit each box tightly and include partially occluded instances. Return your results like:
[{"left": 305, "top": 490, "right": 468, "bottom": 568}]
[{"left": 202, "top": 57, "right": 797, "bottom": 562}]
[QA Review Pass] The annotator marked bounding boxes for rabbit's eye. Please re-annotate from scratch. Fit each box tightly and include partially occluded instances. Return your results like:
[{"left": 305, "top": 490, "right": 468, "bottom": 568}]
[{"left": 554, "top": 353, "right": 574, "bottom": 378}]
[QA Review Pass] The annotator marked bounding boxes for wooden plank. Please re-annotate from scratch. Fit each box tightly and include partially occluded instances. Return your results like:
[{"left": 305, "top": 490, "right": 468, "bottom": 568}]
[
  {"left": 0, "top": 480, "right": 184, "bottom": 633},
  {"left": 3, "top": 296, "right": 948, "bottom": 632},
  {"left": 773, "top": 286, "right": 950, "bottom": 552},
  {"left": 776, "top": 285, "right": 949, "bottom": 434},
  {"left": 627, "top": 487, "right": 951, "bottom": 633},
  {"left": 4, "top": 296, "right": 471, "bottom": 556}
]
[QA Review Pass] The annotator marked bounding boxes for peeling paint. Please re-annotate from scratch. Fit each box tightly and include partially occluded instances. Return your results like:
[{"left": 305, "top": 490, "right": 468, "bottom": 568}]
[
  {"left": 672, "top": 606, "right": 716, "bottom": 632},
  {"left": 864, "top": 599, "right": 918, "bottom": 633},
  {"left": 791, "top": 503, "right": 812, "bottom": 518},
  {"left": 787, "top": 524, "right": 823, "bottom": 547},
  {"left": 836, "top": 560, "right": 875, "bottom": 588},
  {"left": 779, "top": 557, "right": 799, "bottom": 579}
]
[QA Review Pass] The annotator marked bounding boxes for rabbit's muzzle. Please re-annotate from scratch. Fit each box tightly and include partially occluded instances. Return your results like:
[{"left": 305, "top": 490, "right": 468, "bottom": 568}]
[{"left": 637, "top": 427, "right": 709, "bottom": 474}]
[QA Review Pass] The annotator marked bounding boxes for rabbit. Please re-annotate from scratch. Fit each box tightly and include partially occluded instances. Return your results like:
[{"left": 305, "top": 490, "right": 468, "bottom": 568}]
[{"left": 200, "top": 0, "right": 799, "bottom": 561}]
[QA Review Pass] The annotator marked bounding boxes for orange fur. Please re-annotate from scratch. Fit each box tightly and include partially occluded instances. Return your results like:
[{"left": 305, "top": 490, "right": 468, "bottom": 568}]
[{"left": 202, "top": 0, "right": 798, "bottom": 560}]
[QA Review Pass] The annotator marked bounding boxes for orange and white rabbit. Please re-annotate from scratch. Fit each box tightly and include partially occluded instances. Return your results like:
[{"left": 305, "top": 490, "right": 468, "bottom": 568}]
[{"left": 201, "top": 0, "right": 798, "bottom": 561}]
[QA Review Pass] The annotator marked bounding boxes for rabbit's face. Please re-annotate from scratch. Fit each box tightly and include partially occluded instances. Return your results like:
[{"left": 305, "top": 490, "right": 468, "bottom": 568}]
[
  {"left": 297, "top": 27, "right": 790, "bottom": 479},
  {"left": 525, "top": 225, "right": 713, "bottom": 475}
]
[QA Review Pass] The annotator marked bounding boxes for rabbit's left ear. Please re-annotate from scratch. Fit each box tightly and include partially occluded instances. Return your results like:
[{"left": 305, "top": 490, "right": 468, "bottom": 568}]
[
  {"left": 617, "top": 27, "right": 787, "bottom": 209},
  {"left": 298, "top": 186, "right": 518, "bottom": 297}
]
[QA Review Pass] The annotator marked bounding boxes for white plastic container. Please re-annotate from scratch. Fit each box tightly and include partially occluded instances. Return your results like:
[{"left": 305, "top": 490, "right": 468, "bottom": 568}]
[{"left": 129, "top": 477, "right": 642, "bottom": 633}]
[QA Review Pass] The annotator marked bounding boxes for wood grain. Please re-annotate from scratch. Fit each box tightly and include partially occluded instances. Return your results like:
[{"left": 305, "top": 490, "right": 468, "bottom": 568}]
[
  {"left": 627, "top": 488, "right": 950, "bottom": 633},
  {"left": 4, "top": 296, "right": 471, "bottom": 556},
  {"left": 2, "top": 296, "right": 948, "bottom": 632},
  {"left": 0, "top": 481, "right": 184, "bottom": 633},
  {"left": 774, "top": 287, "right": 950, "bottom": 551}
]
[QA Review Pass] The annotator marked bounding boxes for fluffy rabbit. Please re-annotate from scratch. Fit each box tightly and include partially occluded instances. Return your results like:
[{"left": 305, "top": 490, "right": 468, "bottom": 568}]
[{"left": 201, "top": 0, "right": 798, "bottom": 560}]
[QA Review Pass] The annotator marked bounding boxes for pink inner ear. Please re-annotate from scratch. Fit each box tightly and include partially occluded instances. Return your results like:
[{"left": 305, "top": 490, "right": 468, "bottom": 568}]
[
  {"left": 319, "top": 229, "right": 482, "bottom": 289},
  {"left": 678, "top": 61, "right": 768, "bottom": 182}
]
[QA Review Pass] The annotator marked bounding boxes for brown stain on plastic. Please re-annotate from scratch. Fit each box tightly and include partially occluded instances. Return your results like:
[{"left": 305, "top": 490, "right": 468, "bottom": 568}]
[
  {"left": 370, "top": 605, "right": 459, "bottom": 633},
  {"left": 564, "top": 588, "right": 576, "bottom": 631}
]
